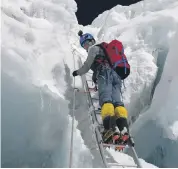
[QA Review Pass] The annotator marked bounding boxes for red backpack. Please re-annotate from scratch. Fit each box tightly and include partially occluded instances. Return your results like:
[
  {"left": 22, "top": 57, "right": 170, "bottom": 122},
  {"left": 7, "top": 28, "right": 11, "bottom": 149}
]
[{"left": 98, "top": 40, "right": 130, "bottom": 80}]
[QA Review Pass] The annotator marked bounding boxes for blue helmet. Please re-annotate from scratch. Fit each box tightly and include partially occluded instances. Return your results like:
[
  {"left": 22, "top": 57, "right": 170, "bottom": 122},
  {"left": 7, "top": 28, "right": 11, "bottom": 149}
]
[{"left": 78, "top": 30, "right": 95, "bottom": 46}]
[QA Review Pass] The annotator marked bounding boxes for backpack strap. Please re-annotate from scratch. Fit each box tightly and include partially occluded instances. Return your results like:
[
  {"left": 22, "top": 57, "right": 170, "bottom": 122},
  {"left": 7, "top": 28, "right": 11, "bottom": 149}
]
[
  {"left": 121, "top": 47, "right": 127, "bottom": 74},
  {"left": 96, "top": 43, "right": 113, "bottom": 68},
  {"left": 113, "top": 46, "right": 127, "bottom": 74}
]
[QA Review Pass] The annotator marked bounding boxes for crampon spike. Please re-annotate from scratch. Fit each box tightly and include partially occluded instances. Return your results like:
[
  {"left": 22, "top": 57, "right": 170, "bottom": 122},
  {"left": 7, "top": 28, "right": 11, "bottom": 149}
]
[{"left": 122, "top": 135, "right": 129, "bottom": 142}]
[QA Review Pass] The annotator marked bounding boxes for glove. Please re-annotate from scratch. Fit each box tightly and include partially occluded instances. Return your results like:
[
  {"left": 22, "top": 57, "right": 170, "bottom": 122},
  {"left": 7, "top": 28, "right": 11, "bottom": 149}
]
[
  {"left": 92, "top": 75, "right": 97, "bottom": 84},
  {"left": 72, "top": 70, "right": 78, "bottom": 77},
  {"left": 92, "top": 78, "right": 97, "bottom": 84}
]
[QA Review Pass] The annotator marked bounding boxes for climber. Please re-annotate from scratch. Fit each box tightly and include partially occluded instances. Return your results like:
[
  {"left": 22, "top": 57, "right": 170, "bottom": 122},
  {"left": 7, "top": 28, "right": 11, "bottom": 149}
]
[{"left": 72, "top": 30, "right": 130, "bottom": 144}]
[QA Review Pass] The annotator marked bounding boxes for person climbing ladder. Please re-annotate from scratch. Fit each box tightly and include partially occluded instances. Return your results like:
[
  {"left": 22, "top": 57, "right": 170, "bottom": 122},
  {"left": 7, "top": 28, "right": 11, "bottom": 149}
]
[{"left": 72, "top": 30, "right": 130, "bottom": 144}]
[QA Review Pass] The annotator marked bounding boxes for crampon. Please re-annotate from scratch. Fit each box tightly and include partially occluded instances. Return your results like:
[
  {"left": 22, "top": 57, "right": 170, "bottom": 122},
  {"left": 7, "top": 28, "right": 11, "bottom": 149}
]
[{"left": 103, "top": 133, "right": 130, "bottom": 152}]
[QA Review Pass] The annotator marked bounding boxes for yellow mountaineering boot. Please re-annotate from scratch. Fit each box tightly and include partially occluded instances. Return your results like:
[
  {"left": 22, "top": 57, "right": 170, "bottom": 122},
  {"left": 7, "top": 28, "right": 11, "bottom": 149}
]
[
  {"left": 101, "top": 103, "right": 116, "bottom": 143},
  {"left": 115, "top": 106, "right": 129, "bottom": 144},
  {"left": 101, "top": 103, "right": 115, "bottom": 120},
  {"left": 115, "top": 106, "right": 128, "bottom": 119}
]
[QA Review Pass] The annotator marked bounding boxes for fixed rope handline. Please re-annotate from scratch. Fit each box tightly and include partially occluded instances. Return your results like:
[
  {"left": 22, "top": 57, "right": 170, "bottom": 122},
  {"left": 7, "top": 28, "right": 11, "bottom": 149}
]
[{"left": 69, "top": 50, "right": 77, "bottom": 168}]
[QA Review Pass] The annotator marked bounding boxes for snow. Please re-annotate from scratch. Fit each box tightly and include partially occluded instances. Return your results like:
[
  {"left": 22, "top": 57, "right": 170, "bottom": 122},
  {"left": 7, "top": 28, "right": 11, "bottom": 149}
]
[
  {"left": 107, "top": 148, "right": 157, "bottom": 168},
  {"left": 131, "top": 26, "right": 178, "bottom": 167},
  {"left": 2, "top": 0, "right": 178, "bottom": 167},
  {"left": 170, "top": 121, "right": 178, "bottom": 139},
  {"left": 1, "top": 0, "right": 91, "bottom": 167}
]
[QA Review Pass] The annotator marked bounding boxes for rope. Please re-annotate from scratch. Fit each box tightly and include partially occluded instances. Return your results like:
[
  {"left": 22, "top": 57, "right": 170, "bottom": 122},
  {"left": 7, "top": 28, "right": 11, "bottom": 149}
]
[{"left": 69, "top": 50, "right": 76, "bottom": 168}]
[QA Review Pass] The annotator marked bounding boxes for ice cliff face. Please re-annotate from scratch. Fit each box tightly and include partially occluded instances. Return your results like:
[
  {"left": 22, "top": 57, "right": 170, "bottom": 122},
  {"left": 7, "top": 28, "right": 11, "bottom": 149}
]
[
  {"left": 131, "top": 26, "right": 178, "bottom": 168},
  {"left": 1, "top": 0, "right": 92, "bottom": 167}
]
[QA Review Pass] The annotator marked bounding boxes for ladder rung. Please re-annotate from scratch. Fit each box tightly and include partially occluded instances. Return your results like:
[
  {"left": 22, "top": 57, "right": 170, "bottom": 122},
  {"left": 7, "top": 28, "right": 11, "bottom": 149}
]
[
  {"left": 91, "top": 98, "right": 99, "bottom": 100},
  {"left": 86, "top": 80, "right": 93, "bottom": 82},
  {"left": 95, "top": 111, "right": 101, "bottom": 114},
  {"left": 108, "top": 163, "right": 137, "bottom": 167},
  {"left": 102, "top": 143, "right": 130, "bottom": 149},
  {"left": 98, "top": 124, "right": 104, "bottom": 128}
]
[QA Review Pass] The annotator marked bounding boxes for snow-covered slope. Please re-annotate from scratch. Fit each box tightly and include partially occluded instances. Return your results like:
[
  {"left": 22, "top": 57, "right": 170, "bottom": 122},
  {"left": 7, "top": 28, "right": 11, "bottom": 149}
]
[{"left": 108, "top": 148, "right": 157, "bottom": 168}]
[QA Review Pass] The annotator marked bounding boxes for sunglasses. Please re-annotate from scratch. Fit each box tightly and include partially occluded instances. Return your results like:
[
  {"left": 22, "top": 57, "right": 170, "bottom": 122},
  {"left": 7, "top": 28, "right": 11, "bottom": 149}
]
[{"left": 82, "top": 40, "right": 92, "bottom": 48}]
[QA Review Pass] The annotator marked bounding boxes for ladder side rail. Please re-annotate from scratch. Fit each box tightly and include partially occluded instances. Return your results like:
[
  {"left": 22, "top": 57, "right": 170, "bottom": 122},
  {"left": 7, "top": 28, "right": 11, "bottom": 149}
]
[
  {"left": 83, "top": 77, "right": 108, "bottom": 167},
  {"left": 78, "top": 59, "right": 108, "bottom": 167},
  {"left": 130, "top": 147, "right": 142, "bottom": 168}
]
